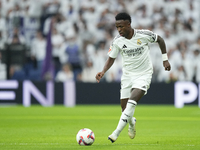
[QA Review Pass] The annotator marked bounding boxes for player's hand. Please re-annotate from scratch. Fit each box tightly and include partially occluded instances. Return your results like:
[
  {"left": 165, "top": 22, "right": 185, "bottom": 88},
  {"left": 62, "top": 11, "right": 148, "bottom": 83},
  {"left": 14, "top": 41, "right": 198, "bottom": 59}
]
[
  {"left": 95, "top": 72, "right": 104, "bottom": 83},
  {"left": 163, "top": 60, "right": 171, "bottom": 71}
]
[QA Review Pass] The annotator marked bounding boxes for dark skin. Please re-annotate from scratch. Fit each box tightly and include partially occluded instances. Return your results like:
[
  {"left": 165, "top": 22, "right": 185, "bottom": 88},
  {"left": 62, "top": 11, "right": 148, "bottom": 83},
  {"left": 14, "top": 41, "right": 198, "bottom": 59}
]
[{"left": 96, "top": 19, "right": 171, "bottom": 111}]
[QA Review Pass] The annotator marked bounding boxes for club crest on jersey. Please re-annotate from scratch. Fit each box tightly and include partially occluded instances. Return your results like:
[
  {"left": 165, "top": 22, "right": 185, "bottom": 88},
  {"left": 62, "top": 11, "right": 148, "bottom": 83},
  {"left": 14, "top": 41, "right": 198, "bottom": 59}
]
[{"left": 137, "top": 39, "right": 142, "bottom": 45}]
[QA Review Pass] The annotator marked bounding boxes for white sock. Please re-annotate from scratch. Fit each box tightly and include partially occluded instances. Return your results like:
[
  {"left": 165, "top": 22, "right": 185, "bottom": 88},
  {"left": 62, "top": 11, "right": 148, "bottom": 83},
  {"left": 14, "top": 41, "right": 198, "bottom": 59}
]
[
  {"left": 113, "top": 100, "right": 137, "bottom": 136},
  {"left": 129, "top": 116, "right": 136, "bottom": 127}
]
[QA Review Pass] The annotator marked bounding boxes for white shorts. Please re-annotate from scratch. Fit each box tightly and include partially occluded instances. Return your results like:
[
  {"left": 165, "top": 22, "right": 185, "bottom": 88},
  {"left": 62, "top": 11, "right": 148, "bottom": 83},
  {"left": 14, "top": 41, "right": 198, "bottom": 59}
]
[{"left": 120, "top": 73, "right": 152, "bottom": 99}]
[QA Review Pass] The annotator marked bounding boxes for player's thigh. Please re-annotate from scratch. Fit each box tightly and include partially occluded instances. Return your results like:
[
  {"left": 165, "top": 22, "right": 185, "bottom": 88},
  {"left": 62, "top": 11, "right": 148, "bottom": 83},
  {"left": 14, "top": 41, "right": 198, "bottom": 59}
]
[{"left": 130, "top": 88, "right": 145, "bottom": 102}]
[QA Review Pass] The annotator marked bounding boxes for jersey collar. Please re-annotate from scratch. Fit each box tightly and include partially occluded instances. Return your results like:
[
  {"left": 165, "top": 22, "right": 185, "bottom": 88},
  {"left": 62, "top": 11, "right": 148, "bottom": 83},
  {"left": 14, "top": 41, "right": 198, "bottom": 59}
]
[{"left": 133, "top": 29, "right": 136, "bottom": 37}]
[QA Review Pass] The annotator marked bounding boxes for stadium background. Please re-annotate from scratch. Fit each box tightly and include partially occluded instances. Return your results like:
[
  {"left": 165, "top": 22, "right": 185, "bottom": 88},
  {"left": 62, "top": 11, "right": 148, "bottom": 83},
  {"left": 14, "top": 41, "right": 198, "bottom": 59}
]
[{"left": 0, "top": 0, "right": 200, "bottom": 107}]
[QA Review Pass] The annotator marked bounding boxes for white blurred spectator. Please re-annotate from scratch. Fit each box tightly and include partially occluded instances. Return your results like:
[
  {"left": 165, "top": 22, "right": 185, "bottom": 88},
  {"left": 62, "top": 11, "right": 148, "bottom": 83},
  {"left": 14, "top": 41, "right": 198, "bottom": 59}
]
[
  {"left": 192, "top": 48, "right": 200, "bottom": 82},
  {"left": 51, "top": 26, "right": 64, "bottom": 59},
  {"left": 30, "top": 30, "right": 46, "bottom": 69},
  {"left": 41, "top": 0, "right": 60, "bottom": 16},
  {"left": 55, "top": 63, "right": 74, "bottom": 82},
  {"left": 23, "top": 4, "right": 40, "bottom": 46},
  {"left": 79, "top": 60, "right": 97, "bottom": 82},
  {"left": 26, "top": 0, "right": 42, "bottom": 18},
  {"left": 180, "top": 50, "right": 194, "bottom": 81},
  {"left": 0, "top": 13, "right": 7, "bottom": 33},
  {"left": 0, "top": 52, "right": 6, "bottom": 80},
  {"left": 7, "top": 27, "right": 26, "bottom": 44},
  {"left": 0, "top": 30, "right": 6, "bottom": 49},
  {"left": 82, "top": 5, "right": 99, "bottom": 34},
  {"left": 1, "top": 0, "right": 15, "bottom": 18},
  {"left": 7, "top": 3, "right": 25, "bottom": 29},
  {"left": 59, "top": 1, "right": 79, "bottom": 22},
  {"left": 55, "top": 13, "right": 73, "bottom": 35},
  {"left": 92, "top": 41, "right": 107, "bottom": 70}
]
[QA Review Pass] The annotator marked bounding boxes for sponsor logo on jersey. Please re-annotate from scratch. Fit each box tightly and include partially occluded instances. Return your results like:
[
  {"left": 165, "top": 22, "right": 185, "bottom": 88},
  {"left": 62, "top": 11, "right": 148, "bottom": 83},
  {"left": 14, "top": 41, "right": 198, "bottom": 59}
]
[
  {"left": 123, "top": 47, "right": 144, "bottom": 57},
  {"left": 137, "top": 39, "right": 142, "bottom": 45}
]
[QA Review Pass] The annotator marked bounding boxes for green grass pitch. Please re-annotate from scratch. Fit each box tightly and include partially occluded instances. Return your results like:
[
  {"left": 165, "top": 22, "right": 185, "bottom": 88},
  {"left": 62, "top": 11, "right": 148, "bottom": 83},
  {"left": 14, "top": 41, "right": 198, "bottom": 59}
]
[{"left": 0, "top": 105, "right": 200, "bottom": 150}]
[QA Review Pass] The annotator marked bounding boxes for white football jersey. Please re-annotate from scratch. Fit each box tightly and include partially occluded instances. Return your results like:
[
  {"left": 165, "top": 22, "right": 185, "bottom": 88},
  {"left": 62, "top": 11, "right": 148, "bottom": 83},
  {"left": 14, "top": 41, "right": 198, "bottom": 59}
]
[{"left": 108, "top": 29, "right": 158, "bottom": 75}]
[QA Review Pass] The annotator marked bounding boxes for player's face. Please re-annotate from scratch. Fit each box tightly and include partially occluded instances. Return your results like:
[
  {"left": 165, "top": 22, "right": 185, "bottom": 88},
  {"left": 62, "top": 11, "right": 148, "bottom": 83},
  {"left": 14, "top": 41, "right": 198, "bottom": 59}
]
[{"left": 115, "top": 20, "right": 131, "bottom": 38}]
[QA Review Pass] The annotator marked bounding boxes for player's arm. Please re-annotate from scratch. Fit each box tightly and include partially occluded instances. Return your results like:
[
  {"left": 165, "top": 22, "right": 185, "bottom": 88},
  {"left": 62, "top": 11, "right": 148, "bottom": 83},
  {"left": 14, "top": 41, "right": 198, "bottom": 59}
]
[
  {"left": 95, "top": 57, "right": 115, "bottom": 83},
  {"left": 157, "top": 35, "right": 171, "bottom": 71}
]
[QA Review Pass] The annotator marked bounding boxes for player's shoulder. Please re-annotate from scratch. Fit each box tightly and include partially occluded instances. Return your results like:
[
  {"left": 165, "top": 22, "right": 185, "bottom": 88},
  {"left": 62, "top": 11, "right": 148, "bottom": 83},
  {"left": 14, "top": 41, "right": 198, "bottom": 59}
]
[
  {"left": 112, "top": 34, "right": 124, "bottom": 44},
  {"left": 135, "top": 29, "right": 155, "bottom": 37}
]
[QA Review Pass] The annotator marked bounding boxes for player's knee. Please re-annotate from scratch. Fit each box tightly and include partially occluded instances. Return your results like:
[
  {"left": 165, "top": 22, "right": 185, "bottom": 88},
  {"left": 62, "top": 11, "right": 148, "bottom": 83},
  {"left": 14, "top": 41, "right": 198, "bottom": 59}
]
[{"left": 130, "top": 89, "right": 145, "bottom": 102}]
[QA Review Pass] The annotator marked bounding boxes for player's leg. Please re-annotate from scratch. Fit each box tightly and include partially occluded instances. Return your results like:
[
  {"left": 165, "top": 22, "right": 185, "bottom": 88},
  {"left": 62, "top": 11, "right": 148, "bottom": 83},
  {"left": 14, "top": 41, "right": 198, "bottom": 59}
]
[
  {"left": 130, "top": 88, "right": 145, "bottom": 103},
  {"left": 120, "top": 88, "right": 144, "bottom": 112},
  {"left": 127, "top": 88, "right": 145, "bottom": 139},
  {"left": 120, "top": 98, "right": 136, "bottom": 138},
  {"left": 108, "top": 89, "right": 145, "bottom": 142},
  {"left": 108, "top": 98, "right": 129, "bottom": 142},
  {"left": 121, "top": 98, "right": 128, "bottom": 112}
]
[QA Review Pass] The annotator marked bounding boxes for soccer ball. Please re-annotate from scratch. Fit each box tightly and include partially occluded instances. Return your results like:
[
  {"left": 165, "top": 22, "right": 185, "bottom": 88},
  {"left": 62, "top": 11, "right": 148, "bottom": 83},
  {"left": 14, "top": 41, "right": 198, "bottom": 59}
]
[{"left": 76, "top": 128, "right": 95, "bottom": 146}]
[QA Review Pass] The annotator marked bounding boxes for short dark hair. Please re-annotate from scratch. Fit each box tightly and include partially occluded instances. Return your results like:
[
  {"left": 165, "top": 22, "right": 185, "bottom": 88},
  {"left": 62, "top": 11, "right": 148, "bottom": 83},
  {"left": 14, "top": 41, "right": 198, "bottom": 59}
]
[{"left": 115, "top": 12, "right": 131, "bottom": 23}]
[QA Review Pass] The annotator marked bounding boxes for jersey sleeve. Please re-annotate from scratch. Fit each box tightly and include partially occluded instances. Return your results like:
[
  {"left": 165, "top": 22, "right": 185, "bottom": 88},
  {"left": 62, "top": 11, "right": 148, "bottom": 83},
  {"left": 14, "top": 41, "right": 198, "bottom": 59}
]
[
  {"left": 140, "top": 30, "right": 158, "bottom": 43},
  {"left": 107, "top": 42, "right": 120, "bottom": 58}
]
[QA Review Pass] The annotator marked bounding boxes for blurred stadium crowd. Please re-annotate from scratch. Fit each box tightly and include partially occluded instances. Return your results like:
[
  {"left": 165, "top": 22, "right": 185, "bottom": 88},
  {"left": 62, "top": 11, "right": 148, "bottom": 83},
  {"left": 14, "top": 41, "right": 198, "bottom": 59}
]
[{"left": 0, "top": 0, "right": 200, "bottom": 83}]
